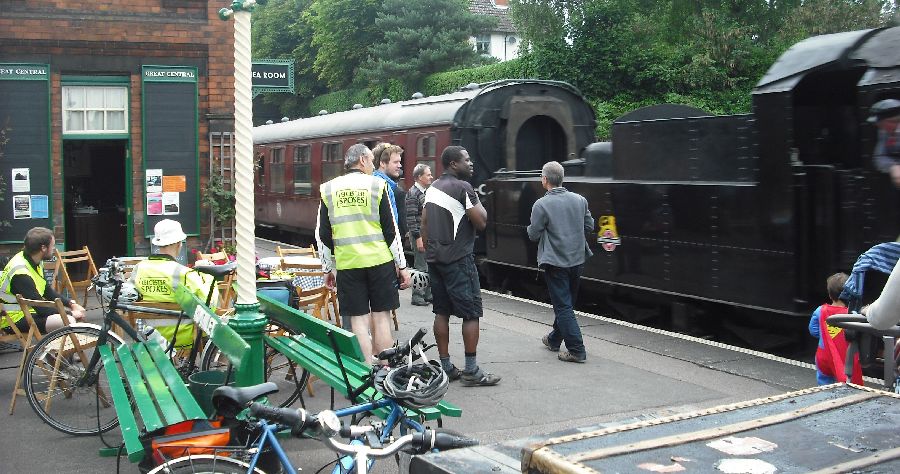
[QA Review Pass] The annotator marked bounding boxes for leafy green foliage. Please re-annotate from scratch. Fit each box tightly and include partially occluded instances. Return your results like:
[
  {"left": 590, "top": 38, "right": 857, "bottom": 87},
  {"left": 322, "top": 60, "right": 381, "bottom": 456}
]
[
  {"left": 202, "top": 173, "right": 236, "bottom": 225},
  {"left": 306, "top": 0, "right": 384, "bottom": 89},
  {"left": 423, "top": 58, "right": 530, "bottom": 95},
  {"left": 362, "top": 0, "right": 497, "bottom": 90}
]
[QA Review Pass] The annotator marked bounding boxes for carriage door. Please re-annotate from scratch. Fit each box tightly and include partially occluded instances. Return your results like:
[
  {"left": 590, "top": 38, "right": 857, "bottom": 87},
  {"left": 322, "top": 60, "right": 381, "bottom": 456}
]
[{"left": 504, "top": 96, "right": 575, "bottom": 171}]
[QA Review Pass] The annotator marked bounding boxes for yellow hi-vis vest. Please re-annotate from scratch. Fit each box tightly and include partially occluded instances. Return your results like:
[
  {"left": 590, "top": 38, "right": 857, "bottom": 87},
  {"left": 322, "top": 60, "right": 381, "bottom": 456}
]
[
  {"left": 0, "top": 251, "right": 46, "bottom": 328},
  {"left": 321, "top": 172, "right": 393, "bottom": 270},
  {"left": 131, "top": 256, "right": 217, "bottom": 346}
]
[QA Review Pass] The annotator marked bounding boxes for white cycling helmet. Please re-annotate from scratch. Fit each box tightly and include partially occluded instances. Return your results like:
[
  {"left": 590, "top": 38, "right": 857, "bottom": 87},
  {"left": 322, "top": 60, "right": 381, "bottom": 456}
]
[
  {"left": 409, "top": 269, "right": 429, "bottom": 291},
  {"left": 376, "top": 360, "right": 448, "bottom": 409},
  {"left": 98, "top": 281, "right": 141, "bottom": 305}
]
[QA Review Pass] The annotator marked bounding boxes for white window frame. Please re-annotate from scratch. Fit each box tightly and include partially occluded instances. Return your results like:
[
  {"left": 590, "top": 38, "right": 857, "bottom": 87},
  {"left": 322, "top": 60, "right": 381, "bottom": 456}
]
[{"left": 62, "top": 85, "right": 128, "bottom": 134}]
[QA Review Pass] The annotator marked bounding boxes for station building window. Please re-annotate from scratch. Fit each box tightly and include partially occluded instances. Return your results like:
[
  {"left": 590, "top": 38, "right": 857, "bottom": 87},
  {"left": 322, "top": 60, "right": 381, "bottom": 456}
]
[
  {"left": 293, "top": 145, "right": 311, "bottom": 194},
  {"left": 270, "top": 147, "right": 285, "bottom": 193},
  {"left": 62, "top": 86, "right": 127, "bottom": 134},
  {"left": 322, "top": 142, "right": 343, "bottom": 183}
]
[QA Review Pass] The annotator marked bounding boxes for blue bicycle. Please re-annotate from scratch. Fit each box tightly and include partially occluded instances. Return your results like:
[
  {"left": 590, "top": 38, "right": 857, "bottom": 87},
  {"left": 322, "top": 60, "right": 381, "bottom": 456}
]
[{"left": 146, "top": 329, "right": 474, "bottom": 474}]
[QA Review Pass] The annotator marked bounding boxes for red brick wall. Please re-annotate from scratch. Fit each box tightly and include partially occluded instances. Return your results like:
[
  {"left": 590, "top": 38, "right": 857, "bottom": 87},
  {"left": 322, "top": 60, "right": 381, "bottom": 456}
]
[{"left": 0, "top": 0, "right": 235, "bottom": 255}]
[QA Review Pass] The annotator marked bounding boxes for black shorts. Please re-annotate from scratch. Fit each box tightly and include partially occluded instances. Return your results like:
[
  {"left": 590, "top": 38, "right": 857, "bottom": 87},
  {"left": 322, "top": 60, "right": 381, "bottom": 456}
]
[
  {"left": 336, "top": 260, "right": 400, "bottom": 317},
  {"left": 2, "top": 312, "right": 48, "bottom": 335},
  {"left": 429, "top": 254, "right": 482, "bottom": 320}
]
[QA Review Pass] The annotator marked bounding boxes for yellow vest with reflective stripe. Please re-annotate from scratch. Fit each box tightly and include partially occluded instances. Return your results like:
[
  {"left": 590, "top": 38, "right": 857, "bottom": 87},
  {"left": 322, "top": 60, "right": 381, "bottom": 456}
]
[
  {"left": 0, "top": 251, "right": 46, "bottom": 328},
  {"left": 131, "top": 257, "right": 216, "bottom": 346},
  {"left": 321, "top": 172, "right": 393, "bottom": 270}
]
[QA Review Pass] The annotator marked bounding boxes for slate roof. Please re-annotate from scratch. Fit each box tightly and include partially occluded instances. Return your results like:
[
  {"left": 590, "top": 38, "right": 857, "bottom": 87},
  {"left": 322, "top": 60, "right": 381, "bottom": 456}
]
[{"left": 469, "top": 0, "right": 517, "bottom": 33}]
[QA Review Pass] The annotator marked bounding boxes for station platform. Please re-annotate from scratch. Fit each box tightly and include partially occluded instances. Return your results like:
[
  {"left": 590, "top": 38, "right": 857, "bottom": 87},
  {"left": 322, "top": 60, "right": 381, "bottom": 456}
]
[{"left": 0, "top": 238, "right": 821, "bottom": 473}]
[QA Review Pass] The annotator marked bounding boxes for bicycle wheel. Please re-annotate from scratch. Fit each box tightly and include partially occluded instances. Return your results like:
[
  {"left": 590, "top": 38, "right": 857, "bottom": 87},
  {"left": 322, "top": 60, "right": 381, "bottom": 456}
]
[
  {"left": 200, "top": 317, "right": 309, "bottom": 408},
  {"left": 23, "top": 325, "right": 121, "bottom": 435},
  {"left": 147, "top": 455, "right": 259, "bottom": 474}
]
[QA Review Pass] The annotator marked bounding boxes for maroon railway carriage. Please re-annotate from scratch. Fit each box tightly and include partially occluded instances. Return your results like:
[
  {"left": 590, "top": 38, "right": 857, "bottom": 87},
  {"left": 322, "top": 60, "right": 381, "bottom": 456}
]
[{"left": 252, "top": 80, "right": 598, "bottom": 241}]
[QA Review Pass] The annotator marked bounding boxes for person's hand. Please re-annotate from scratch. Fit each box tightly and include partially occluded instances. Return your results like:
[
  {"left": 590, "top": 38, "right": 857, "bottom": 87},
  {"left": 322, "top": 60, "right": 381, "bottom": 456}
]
[
  {"left": 860, "top": 304, "right": 870, "bottom": 316},
  {"left": 416, "top": 237, "right": 425, "bottom": 253},
  {"left": 890, "top": 164, "right": 900, "bottom": 188},
  {"left": 324, "top": 270, "right": 337, "bottom": 290},
  {"left": 70, "top": 303, "right": 86, "bottom": 321},
  {"left": 397, "top": 268, "right": 411, "bottom": 290}
]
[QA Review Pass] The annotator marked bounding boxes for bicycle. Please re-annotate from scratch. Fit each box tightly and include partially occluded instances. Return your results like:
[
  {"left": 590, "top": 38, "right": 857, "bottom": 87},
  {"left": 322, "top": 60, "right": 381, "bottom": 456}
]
[
  {"left": 147, "top": 395, "right": 476, "bottom": 474},
  {"left": 147, "top": 328, "right": 473, "bottom": 474},
  {"left": 21, "top": 258, "right": 307, "bottom": 435}
]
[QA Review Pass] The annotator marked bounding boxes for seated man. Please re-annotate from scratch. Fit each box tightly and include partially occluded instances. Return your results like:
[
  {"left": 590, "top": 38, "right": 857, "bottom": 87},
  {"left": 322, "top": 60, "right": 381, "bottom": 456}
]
[
  {"left": 0, "top": 227, "right": 86, "bottom": 334},
  {"left": 131, "top": 219, "right": 217, "bottom": 347}
]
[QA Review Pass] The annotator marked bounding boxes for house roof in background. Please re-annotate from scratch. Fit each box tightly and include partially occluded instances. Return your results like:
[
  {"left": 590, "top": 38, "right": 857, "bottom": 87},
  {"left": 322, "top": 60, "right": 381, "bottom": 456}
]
[{"left": 470, "top": 0, "right": 517, "bottom": 34}]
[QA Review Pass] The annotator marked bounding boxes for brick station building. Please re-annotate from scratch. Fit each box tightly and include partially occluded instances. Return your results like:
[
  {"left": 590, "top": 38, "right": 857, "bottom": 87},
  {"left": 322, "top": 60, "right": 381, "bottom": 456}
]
[{"left": 0, "top": 1, "right": 237, "bottom": 262}]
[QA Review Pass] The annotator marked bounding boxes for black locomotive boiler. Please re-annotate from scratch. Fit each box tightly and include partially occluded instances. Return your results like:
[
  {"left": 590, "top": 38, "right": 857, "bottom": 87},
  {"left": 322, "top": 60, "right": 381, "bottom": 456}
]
[{"left": 484, "top": 26, "right": 900, "bottom": 326}]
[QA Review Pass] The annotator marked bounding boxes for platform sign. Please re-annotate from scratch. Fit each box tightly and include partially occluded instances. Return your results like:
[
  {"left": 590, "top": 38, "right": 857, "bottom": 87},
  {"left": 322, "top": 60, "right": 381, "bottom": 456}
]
[{"left": 252, "top": 60, "right": 294, "bottom": 98}]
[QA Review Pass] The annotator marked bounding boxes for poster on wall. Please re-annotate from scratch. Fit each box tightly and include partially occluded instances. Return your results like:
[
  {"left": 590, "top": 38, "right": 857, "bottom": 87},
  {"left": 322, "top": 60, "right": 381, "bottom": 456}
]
[
  {"left": 12, "top": 168, "right": 30, "bottom": 193},
  {"left": 162, "top": 192, "right": 180, "bottom": 215},
  {"left": 147, "top": 192, "right": 163, "bottom": 215},
  {"left": 30, "top": 195, "right": 49, "bottom": 219},
  {"left": 13, "top": 195, "right": 31, "bottom": 219},
  {"left": 146, "top": 169, "right": 163, "bottom": 193}
]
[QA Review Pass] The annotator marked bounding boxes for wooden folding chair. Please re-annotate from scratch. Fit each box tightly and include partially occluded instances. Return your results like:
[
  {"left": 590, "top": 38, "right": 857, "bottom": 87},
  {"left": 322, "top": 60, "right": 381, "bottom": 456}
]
[
  {"left": 215, "top": 271, "right": 237, "bottom": 316},
  {"left": 276, "top": 245, "right": 317, "bottom": 258},
  {"left": 197, "top": 250, "right": 229, "bottom": 262},
  {"left": 5, "top": 296, "right": 67, "bottom": 414},
  {"left": 53, "top": 247, "right": 99, "bottom": 309},
  {"left": 281, "top": 260, "right": 343, "bottom": 328}
]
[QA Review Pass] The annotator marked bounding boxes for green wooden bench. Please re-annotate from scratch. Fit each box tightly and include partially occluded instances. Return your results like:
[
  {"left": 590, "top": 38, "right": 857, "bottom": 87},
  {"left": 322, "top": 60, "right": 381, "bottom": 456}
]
[
  {"left": 98, "top": 287, "right": 251, "bottom": 463},
  {"left": 258, "top": 293, "right": 461, "bottom": 422}
]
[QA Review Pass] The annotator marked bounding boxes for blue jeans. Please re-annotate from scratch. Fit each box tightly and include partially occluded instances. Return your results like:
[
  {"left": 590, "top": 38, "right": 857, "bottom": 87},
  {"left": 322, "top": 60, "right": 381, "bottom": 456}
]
[{"left": 543, "top": 264, "right": 585, "bottom": 356}]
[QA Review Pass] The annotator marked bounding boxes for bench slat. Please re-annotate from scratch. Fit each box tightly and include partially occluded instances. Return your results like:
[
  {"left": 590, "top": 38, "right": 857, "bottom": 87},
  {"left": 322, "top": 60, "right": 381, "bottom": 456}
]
[
  {"left": 116, "top": 344, "right": 165, "bottom": 432},
  {"left": 98, "top": 344, "right": 145, "bottom": 462},
  {"left": 146, "top": 342, "right": 206, "bottom": 421},
  {"left": 127, "top": 343, "right": 186, "bottom": 425}
]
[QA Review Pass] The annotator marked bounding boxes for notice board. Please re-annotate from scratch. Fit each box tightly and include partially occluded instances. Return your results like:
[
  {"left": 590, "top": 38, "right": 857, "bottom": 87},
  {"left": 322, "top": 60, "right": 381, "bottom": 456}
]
[
  {"left": 0, "top": 64, "right": 51, "bottom": 243},
  {"left": 141, "top": 65, "right": 199, "bottom": 238}
]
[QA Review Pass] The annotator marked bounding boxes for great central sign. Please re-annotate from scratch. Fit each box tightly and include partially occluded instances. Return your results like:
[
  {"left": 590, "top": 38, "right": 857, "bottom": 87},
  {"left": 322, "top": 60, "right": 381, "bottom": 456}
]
[{"left": 252, "top": 59, "right": 294, "bottom": 96}]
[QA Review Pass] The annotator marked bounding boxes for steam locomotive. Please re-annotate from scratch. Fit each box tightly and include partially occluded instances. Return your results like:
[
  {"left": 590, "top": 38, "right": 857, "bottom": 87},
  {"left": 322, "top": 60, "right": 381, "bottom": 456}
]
[{"left": 254, "top": 26, "right": 899, "bottom": 325}]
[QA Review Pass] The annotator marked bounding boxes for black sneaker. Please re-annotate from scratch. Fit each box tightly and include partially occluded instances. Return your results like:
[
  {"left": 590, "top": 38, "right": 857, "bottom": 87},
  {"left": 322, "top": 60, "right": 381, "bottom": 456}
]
[
  {"left": 444, "top": 365, "right": 462, "bottom": 381},
  {"left": 460, "top": 368, "right": 501, "bottom": 387},
  {"left": 541, "top": 334, "right": 560, "bottom": 352},
  {"left": 558, "top": 351, "right": 586, "bottom": 363}
]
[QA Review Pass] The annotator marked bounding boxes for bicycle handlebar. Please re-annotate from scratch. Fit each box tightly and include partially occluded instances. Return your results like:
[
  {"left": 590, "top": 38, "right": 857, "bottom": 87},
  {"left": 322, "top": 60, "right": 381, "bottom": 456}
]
[
  {"left": 377, "top": 327, "right": 428, "bottom": 362},
  {"left": 826, "top": 314, "right": 900, "bottom": 338}
]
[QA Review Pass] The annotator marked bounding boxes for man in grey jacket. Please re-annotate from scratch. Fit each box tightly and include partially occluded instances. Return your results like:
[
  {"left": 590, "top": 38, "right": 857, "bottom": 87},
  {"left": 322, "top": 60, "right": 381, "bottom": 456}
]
[{"left": 527, "top": 161, "right": 594, "bottom": 363}]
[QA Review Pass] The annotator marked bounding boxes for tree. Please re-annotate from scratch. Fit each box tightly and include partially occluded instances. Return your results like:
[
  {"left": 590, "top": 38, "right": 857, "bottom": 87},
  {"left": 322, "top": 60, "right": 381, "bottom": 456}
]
[
  {"left": 251, "top": 0, "right": 325, "bottom": 121},
  {"left": 306, "top": 0, "right": 384, "bottom": 89},
  {"left": 363, "top": 0, "right": 497, "bottom": 90}
]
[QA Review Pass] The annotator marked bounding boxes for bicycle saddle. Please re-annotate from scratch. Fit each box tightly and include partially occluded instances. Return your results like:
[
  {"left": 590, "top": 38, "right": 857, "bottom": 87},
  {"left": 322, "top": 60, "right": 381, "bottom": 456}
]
[
  {"left": 194, "top": 261, "right": 237, "bottom": 279},
  {"left": 212, "top": 382, "right": 279, "bottom": 417}
]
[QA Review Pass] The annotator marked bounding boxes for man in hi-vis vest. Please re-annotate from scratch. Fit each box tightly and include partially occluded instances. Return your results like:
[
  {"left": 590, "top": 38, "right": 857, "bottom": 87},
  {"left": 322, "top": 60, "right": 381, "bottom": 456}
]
[
  {"left": 316, "top": 144, "right": 411, "bottom": 363},
  {"left": 131, "top": 219, "right": 216, "bottom": 347},
  {"left": 1, "top": 227, "right": 85, "bottom": 335}
]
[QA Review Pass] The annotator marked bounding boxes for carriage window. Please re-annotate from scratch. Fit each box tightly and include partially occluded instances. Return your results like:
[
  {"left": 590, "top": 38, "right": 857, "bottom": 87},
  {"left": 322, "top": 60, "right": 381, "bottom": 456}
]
[
  {"left": 256, "top": 152, "right": 265, "bottom": 187},
  {"left": 322, "top": 142, "right": 343, "bottom": 183},
  {"left": 270, "top": 148, "right": 285, "bottom": 193},
  {"left": 417, "top": 134, "right": 436, "bottom": 158},
  {"left": 293, "top": 145, "right": 311, "bottom": 195}
]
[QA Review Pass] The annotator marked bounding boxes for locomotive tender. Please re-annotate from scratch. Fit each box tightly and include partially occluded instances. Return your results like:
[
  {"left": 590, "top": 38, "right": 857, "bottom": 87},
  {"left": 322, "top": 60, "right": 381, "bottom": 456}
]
[
  {"left": 253, "top": 26, "right": 899, "bottom": 320},
  {"left": 488, "top": 26, "right": 900, "bottom": 318}
]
